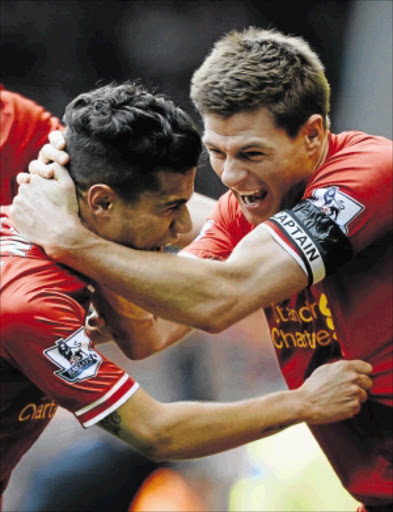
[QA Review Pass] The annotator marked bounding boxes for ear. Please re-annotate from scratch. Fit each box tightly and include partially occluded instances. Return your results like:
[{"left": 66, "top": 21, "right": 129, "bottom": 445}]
[
  {"left": 303, "top": 114, "right": 325, "bottom": 150},
  {"left": 86, "top": 184, "right": 116, "bottom": 217}
]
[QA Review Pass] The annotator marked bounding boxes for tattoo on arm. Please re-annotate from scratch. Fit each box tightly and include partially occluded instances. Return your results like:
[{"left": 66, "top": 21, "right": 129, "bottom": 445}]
[
  {"left": 262, "top": 422, "right": 291, "bottom": 436},
  {"left": 100, "top": 411, "right": 122, "bottom": 436}
]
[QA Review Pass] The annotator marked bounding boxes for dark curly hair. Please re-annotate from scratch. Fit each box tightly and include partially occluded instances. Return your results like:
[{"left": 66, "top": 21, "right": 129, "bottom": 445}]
[
  {"left": 191, "top": 27, "right": 330, "bottom": 137},
  {"left": 63, "top": 82, "right": 202, "bottom": 202}
]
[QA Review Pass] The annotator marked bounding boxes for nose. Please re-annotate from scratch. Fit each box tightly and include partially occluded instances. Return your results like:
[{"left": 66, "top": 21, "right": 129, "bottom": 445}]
[
  {"left": 171, "top": 205, "right": 192, "bottom": 235},
  {"left": 220, "top": 157, "right": 248, "bottom": 188}
]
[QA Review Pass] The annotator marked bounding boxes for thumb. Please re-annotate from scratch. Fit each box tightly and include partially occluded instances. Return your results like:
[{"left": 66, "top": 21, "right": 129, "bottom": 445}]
[{"left": 51, "top": 162, "right": 74, "bottom": 186}]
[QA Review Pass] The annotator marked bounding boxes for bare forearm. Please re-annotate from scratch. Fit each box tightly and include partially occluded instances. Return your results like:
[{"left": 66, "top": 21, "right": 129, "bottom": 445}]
[
  {"left": 149, "top": 391, "right": 303, "bottom": 460},
  {"left": 92, "top": 285, "right": 193, "bottom": 359},
  {"left": 54, "top": 226, "right": 247, "bottom": 331},
  {"left": 115, "top": 317, "right": 193, "bottom": 359},
  {"left": 103, "top": 388, "right": 305, "bottom": 461},
  {"left": 99, "top": 360, "right": 372, "bottom": 461},
  {"left": 49, "top": 220, "right": 306, "bottom": 332}
]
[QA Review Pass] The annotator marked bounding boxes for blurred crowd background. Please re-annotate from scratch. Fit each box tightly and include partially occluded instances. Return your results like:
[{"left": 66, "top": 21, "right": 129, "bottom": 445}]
[{"left": 1, "top": 1, "right": 392, "bottom": 511}]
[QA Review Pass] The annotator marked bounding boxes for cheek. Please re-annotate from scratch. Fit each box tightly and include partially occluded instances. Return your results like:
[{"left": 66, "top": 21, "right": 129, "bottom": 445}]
[
  {"left": 209, "top": 156, "right": 223, "bottom": 177},
  {"left": 147, "top": 218, "right": 172, "bottom": 238}
]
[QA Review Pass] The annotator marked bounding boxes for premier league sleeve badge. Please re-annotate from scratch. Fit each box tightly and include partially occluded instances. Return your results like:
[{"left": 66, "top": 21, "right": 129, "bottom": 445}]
[{"left": 44, "top": 327, "right": 102, "bottom": 383}]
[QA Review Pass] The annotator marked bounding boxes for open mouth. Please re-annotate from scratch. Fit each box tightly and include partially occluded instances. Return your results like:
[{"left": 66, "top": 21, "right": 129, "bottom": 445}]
[{"left": 240, "top": 189, "right": 268, "bottom": 207}]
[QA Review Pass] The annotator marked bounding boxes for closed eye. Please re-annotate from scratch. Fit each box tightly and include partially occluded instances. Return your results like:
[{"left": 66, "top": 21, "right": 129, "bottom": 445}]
[
  {"left": 207, "top": 147, "right": 225, "bottom": 157},
  {"left": 240, "top": 151, "right": 264, "bottom": 159},
  {"left": 165, "top": 200, "right": 187, "bottom": 212}
]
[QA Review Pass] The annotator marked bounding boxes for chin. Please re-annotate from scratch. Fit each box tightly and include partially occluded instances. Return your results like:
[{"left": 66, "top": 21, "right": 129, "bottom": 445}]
[
  {"left": 239, "top": 202, "right": 277, "bottom": 226},
  {"left": 241, "top": 209, "right": 267, "bottom": 226}
]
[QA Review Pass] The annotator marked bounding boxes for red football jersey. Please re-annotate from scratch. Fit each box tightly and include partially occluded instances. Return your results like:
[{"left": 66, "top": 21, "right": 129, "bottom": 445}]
[
  {"left": 0, "top": 207, "right": 139, "bottom": 494},
  {"left": 0, "top": 86, "right": 63, "bottom": 205},
  {"left": 183, "top": 131, "right": 393, "bottom": 505}
]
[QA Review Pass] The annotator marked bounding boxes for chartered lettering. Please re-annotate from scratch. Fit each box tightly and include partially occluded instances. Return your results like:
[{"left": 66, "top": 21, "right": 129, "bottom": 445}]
[{"left": 18, "top": 400, "right": 58, "bottom": 422}]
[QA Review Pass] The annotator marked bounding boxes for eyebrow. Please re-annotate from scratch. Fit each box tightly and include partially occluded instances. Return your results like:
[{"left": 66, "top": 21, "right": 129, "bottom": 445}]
[
  {"left": 203, "top": 138, "right": 268, "bottom": 150},
  {"left": 240, "top": 143, "right": 267, "bottom": 151}
]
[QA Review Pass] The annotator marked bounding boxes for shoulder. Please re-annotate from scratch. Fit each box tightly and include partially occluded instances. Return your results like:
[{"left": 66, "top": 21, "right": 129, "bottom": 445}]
[
  {"left": 1, "top": 86, "right": 56, "bottom": 122},
  {"left": 182, "top": 191, "right": 253, "bottom": 260},
  {"left": 306, "top": 131, "right": 392, "bottom": 202},
  {"left": 214, "top": 191, "right": 253, "bottom": 231},
  {"left": 1, "top": 208, "right": 89, "bottom": 339},
  {"left": 1, "top": 86, "right": 63, "bottom": 146},
  {"left": 324, "top": 130, "right": 391, "bottom": 172}
]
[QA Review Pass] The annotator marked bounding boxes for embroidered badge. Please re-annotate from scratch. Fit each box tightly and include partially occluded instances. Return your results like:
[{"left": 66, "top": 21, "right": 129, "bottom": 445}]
[
  {"left": 309, "top": 186, "right": 364, "bottom": 234},
  {"left": 44, "top": 327, "right": 102, "bottom": 383}
]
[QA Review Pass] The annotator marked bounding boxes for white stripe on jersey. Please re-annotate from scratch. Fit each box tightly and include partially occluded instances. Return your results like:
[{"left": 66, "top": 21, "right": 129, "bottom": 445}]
[
  {"left": 82, "top": 382, "right": 140, "bottom": 428},
  {"left": 75, "top": 373, "right": 130, "bottom": 416},
  {"left": 261, "top": 223, "right": 309, "bottom": 277}
]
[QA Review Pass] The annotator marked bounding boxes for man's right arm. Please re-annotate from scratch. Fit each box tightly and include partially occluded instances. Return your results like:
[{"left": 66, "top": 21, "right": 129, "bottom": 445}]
[{"left": 100, "top": 359, "right": 373, "bottom": 461}]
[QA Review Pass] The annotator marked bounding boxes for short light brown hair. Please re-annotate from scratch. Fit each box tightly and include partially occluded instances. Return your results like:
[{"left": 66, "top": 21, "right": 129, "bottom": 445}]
[{"left": 190, "top": 27, "right": 330, "bottom": 137}]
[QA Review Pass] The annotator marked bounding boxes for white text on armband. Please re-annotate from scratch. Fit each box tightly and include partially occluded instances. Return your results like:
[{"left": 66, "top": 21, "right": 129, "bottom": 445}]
[{"left": 262, "top": 211, "right": 326, "bottom": 286}]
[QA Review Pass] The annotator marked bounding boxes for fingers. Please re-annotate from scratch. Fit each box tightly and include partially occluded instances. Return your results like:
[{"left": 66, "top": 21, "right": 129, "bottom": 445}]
[
  {"left": 348, "top": 360, "right": 373, "bottom": 374},
  {"left": 28, "top": 131, "right": 69, "bottom": 182},
  {"left": 50, "top": 162, "right": 74, "bottom": 184},
  {"left": 38, "top": 142, "right": 69, "bottom": 166},
  {"left": 86, "top": 304, "right": 106, "bottom": 330},
  {"left": 28, "top": 160, "right": 74, "bottom": 185},
  {"left": 358, "top": 388, "right": 368, "bottom": 405},
  {"left": 28, "top": 159, "right": 56, "bottom": 179},
  {"left": 16, "top": 172, "right": 31, "bottom": 185},
  {"left": 48, "top": 130, "right": 66, "bottom": 150},
  {"left": 339, "top": 359, "right": 373, "bottom": 394},
  {"left": 85, "top": 305, "right": 112, "bottom": 344},
  {"left": 355, "top": 373, "right": 373, "bottom": 392}
]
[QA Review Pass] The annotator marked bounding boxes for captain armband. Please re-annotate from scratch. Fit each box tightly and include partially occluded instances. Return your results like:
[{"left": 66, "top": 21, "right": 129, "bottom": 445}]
[{"left": 261, "top": 200, "right": 353, "bottom": 286}]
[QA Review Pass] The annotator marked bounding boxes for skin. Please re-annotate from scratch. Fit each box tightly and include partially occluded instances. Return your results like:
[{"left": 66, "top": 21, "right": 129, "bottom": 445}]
[
  {"left": 100, "top": 361, "right": 372, "bottom": 461},
  {"left": 77, "top": 168, "right": 196, "bottom": 251},
  {"left": 4, "top": 135, "right": 375, "bottom": 460},
  {"left": 203, "top": 108, "right": 329, "bottom": 225},
  {"left": 77, "top": 168, "right": 197, "bottom": 355},
  {"left": 10, "top": 109, "right": 329, "bottom": 332}
]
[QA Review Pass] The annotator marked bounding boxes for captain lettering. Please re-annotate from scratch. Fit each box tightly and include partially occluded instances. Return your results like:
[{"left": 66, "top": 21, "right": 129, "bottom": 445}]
[{"left": 273, "top": 212, "right": 320, "bottom": 263}]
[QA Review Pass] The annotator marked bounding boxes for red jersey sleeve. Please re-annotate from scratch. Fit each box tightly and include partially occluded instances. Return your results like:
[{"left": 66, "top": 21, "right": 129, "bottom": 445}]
[
  {"left": 1, "top": 208, "right": 138, "bottom": 428},
  {"left": 181, "top": 191, "right": 254, "bottom": 260},
  {"left": 305, "top": 132, "right": 392, "bottom": 254},
  {"left": 0, "top": 86, "right": 64, "bottom": 205},
  {"left": 261, "top": 131, "right": 392, "bottom": 285}
]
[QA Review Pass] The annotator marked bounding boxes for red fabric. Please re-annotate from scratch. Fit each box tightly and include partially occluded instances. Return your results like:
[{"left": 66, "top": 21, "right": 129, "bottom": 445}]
[
  {"left": 0, "top": 86, "right": 63, "bottom": 205},
  {"left": 183, "top": 131, "right": 393, "bottom": 505},
  {"left": 0, "top": 207, "right": 138, "bottom": 494}
]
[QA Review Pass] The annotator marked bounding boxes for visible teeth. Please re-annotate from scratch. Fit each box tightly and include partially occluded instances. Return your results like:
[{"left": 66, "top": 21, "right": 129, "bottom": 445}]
[
  {"left": 240, "top": 190, "right": 260, "bottom": 196},
  {"left": 241, "top": 189, "right": 267, "bottom": 204}
]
